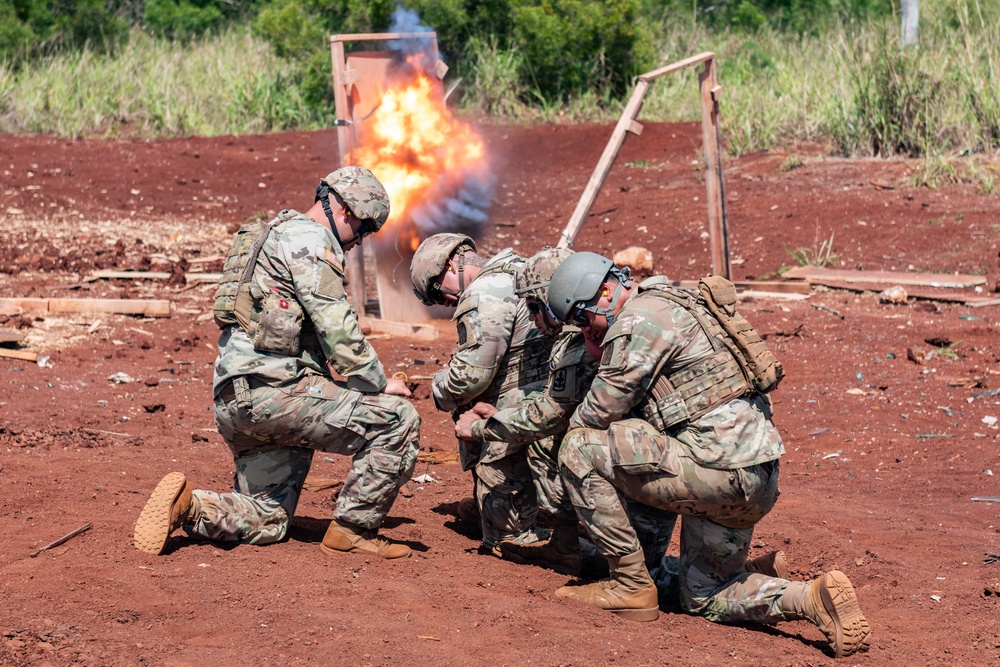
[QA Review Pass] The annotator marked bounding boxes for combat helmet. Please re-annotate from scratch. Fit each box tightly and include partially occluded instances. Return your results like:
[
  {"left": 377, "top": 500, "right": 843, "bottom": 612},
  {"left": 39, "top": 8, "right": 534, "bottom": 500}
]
[
  {"left": 547, "top": 251, "right": 632, "bottom": 327},
  {"left": 410, "top": 233, "right": 476, "bottom": 306},
  {"left": 316, "top": 166, "right": 390, "bottom": 243},
  {"left": 516, "top": 246, "right": 574, "bottom": 301}
]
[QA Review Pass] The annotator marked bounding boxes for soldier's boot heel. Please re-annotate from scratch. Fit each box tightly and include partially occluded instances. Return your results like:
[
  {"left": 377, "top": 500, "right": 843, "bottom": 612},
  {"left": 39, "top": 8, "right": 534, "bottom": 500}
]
[
  {"left": 745, "top": 549, "right": 792, "bottom": 580},
  {"left": 555, "top": 549, "right": 659, "bottom": 622}
]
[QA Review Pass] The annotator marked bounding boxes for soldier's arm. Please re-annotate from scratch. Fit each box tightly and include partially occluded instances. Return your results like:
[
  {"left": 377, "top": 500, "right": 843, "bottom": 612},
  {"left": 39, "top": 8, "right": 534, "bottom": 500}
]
[
  {"left": 471, "top": 333, "right": 598, "bottom": 443},
  {"left": 289, "top": 241, "right": 387, "bottom": 393},
  {"left": 569, "top": 317, "right": 662, "bottom": 430},
  {"left": 432, "top": 291, "right": 515, "bottom": 411}
]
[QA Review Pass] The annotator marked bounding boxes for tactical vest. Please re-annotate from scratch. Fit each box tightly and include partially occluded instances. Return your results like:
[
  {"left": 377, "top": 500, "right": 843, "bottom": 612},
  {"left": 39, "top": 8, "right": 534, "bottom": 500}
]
[
  {"left": 212, "top": 211, "right": 317, "bottom": 356},
  {"left": 471, "top": 251, "right": 554, "bottom": 404},
  {"left": 633, "top": 277, "right": 770, "bottom": 433}
]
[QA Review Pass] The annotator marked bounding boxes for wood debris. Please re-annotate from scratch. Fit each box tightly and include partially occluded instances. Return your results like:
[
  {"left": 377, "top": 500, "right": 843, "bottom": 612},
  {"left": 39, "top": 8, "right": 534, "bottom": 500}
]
[
  {"left": 30, "top": 522, "right": 93, "bottom": 558},
  {"left": 0, "top": 298, "right": 171, "bottom": 317}
]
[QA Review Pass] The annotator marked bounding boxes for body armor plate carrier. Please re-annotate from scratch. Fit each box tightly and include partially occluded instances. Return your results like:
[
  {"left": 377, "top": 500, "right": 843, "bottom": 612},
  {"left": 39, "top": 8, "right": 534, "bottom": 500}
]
[{"left": 635, "top": 276, "right": 783, "bottom": 433}]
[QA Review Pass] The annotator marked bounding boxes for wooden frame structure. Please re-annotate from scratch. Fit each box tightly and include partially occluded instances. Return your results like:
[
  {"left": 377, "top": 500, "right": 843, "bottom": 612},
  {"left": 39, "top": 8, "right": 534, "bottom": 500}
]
[
  {"left": 329, "top": 32, "right": 445, "bottom": 323},
  {"left": 556, "top": 52, "right": 731, "bottom": 279}
]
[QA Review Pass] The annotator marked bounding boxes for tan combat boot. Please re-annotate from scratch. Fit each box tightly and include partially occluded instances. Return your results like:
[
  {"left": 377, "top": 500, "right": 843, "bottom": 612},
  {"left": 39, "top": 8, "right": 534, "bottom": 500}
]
[
  {"left": 746, "top": 550, "right": 792, "bottom": 580},
  {"left": 555, "top": 549, "right": 659, "bottom": 622},
  {"left": 781, "top": 570, "right": 872, "bottom": 658},
  {"left": 133, "top": 472, "right": 198, "bottom": 555},
  {"left": 320, "top": 520, "right": 411, "bottom": 560},
  {"left": 499, "top": 519, "right": 584, "bottom": 575}
]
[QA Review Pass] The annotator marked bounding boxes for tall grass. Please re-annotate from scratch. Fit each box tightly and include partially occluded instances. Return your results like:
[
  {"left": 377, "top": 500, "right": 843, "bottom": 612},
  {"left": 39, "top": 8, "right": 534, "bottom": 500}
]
[
  {"left": 0, "top": 27, "right": 322, "bottom": 138},
  {"left": 1, "top": 0, "right": 998, "bottom": 161}
]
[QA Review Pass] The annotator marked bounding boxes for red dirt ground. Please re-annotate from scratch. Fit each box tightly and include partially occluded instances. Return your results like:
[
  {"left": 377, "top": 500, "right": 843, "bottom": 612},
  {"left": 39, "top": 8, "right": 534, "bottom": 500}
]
[{"left": 1, "top": 122, "right": 999, "bottom": 666}]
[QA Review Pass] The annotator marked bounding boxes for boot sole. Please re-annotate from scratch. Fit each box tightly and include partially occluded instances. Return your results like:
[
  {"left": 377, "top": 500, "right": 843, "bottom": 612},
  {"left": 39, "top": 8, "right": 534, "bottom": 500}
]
[
  {"left": 319, "top": 543, "right": 411, "bottom": 559},
  {"left": 133, "top": 472, "right": 187, "bottom": 555},
  {"left": 611, "top": 606, "right": 659, "bottom": 622},
  {"left": 819, "top": 571, "right": 872, "bottom": 658}
]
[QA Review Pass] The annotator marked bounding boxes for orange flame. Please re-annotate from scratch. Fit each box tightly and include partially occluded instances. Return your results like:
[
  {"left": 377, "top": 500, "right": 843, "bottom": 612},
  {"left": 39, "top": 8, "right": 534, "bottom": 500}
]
[{"left": 347, "top": 56, "right": 487, "bottom": 252}]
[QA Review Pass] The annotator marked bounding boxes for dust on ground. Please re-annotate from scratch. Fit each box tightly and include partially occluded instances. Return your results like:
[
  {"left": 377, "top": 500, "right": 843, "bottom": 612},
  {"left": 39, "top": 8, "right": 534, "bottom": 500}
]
[{"left": 1, "top": 123, "right": 999, "bottom": 666}]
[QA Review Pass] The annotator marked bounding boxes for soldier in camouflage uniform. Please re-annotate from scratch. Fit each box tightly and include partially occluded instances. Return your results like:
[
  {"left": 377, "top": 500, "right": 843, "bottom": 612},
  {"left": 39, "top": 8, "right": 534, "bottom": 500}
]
[
  {"left": 545, "top": 252, "right": 872, "bottom": 658},
  {"left": 454, "top": 247, "right": 675, "bottom": 578},
  {"left": 410, "top": 234, "right": 554, "bottom": 554},
  {"left": 134, "top": 167, "right": 420, "bottom": 560}
]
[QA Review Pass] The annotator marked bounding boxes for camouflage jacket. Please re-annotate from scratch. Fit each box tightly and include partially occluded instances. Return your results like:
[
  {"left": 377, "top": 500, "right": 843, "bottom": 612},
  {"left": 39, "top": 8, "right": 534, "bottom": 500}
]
[
  {"left": 472, "top": 329, "right": 599, "bottom": 444},
  {"left": 432, "top": 248, "right": 552, "bottom": 413},
  {"left": 212, "top": 210, "right": 386, "bottom": 396},
  {"left": 568, "top": 278, "right": 784, "bottom": 469}
]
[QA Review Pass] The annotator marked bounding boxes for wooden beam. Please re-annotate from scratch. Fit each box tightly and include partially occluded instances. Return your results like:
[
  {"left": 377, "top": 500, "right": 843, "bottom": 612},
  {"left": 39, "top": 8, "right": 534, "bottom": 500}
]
[
  {"left": 0, "top": 348, "right": 37, "bottom": 362},
  {"left": 674, "top": 280, "right": 812, "bottom": 294},
  {"left": 0, "top": 298, "right": 171, "bottom": 317},
  {"left": 331, "top": 33, "right": 438, "bottom": 43},
  {"left": 639, "top": 52, "right": 715, "bottom": 82},
  {"left": 360, "top": 317, "right": 439, "bottom": 341},
  {"left": 699, "top": 57, "right": 730, "bottom": 279},
  {"left": 782, "top": 267, "right": 987, "bottom": 288},
  {"left": 557, "top": 79, "right": 649, "bottom": 248}
]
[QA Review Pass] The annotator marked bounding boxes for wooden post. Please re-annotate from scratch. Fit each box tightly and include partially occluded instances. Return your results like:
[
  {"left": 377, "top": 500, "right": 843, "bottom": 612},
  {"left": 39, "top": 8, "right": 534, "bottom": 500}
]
[
  {"left": 698, "top": 58, "right": 730, "bottom": 279},
  {"left": 557, "top": 80, "right": 649, "bottom": 249},
  {"left": 330, "top": 37, "right": 367, "bottom": 318}
]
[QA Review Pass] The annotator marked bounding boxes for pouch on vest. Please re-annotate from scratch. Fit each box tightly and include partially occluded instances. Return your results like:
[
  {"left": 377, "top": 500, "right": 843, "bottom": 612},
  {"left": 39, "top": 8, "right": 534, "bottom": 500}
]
[
  {"left": 698, "top": 275, "right": 784, "bottom": 393},
  {"left": 609, "top": 418, "right": 680, "bottom": 475},
  {"left": 252, "top": 290, "right": 304, "bottom": 356}
]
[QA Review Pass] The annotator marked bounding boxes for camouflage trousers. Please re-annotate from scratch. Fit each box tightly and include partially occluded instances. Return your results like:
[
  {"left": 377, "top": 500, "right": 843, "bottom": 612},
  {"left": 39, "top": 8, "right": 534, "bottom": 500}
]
[
  {"left": 473, "top": 436, "right": 556, "bottom": 550},
  {"left": 188, "top": 374, "right": 419, "bottom": 545},
  {"left": 559, "top": 419, "right": 789, "bottom": 624}
]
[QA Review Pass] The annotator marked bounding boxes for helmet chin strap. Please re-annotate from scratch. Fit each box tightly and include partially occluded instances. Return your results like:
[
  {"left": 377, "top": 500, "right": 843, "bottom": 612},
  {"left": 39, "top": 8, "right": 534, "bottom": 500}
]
[
  {"left": 316, "top": 184, "right": 344, "bottom": 245},
  {"left": 581, "top": 266, "right": 632, "bottom": 327},
  {"left": 435, "top": 253, "right": 467, "bottom": 301}
]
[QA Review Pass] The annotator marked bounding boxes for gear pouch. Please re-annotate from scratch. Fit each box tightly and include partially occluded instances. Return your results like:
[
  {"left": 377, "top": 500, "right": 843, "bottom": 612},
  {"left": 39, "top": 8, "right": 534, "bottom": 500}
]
[
  {"left": 609, "top": 418, "right": 680, "bottom": 475},
  {"left": 252, "top": 291, "right": 304, "bottom": 356}
]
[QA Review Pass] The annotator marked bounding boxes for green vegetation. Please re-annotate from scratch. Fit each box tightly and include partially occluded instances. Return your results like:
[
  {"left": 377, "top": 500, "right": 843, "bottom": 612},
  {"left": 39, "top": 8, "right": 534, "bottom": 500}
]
[
  {"left": 782, "top": 232, "right": 838, "bottom": 269},
  {"left": 0, "top": 0, "right": 998, "bottom": 167}
]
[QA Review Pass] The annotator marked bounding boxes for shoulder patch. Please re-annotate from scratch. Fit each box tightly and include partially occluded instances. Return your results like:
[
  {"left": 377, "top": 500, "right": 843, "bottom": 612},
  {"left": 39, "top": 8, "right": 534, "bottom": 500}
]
[
  {"left": 453, "top": 292, "right": 480, "bottom": 320},
  {"left": 324, "top": 249, "right": 344, "bottom": 275}
]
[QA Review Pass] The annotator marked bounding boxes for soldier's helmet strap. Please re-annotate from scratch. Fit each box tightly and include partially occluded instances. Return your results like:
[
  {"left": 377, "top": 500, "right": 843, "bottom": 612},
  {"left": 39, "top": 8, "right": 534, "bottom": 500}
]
[
  {"left": 576, "top": 265, "right": 632, "bottom": 327},
  {"left": 315, "top": 183, "right": 344, "bottom": 246},
  {"left": 434, "top": 251, "right": 467, "bottom": 301}
]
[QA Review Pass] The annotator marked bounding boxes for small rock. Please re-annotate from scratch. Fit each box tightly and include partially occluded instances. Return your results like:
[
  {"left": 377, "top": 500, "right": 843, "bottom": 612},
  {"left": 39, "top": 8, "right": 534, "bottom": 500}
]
[
  {"left": 879, "top": 285, "right": 908, "bottom": 304},
  {"left": 612, "top": 246, "right": 653, "bottom": 280},
  {"left": 107, "top": 372, "right": 134, "bottom": 384}
]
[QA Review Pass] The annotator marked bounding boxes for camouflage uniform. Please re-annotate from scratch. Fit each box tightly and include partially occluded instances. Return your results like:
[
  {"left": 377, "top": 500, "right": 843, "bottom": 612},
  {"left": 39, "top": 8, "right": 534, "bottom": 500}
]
[
  {"left": 559, "top": 277, "right": 790, "bottom": 622},
  {"left": 432, "top": 249, "right": 554, "bottom": 550},
  {"left": 474, "top": 329, "right": 678, "bottom": 568},
  {"left": 191, "top": 206, "right": 420, "bottom": 545}
]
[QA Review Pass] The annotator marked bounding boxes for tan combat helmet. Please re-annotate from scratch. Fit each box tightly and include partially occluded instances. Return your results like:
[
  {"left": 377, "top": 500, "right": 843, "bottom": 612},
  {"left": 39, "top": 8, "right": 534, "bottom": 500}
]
[
  {"left": 316, "top": 167, "right": 390, "bottom": 245},
  {"left": 410, "top": 233, "right": 476, "bottom": 306},
  {"left": 516, "top": 246, "right": 574, "bottom": 301}
]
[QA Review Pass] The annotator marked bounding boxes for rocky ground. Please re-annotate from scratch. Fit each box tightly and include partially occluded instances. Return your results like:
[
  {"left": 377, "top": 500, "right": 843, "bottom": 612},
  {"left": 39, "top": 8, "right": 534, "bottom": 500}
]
[{"left": 1, "top": 122, "right": 999, "bottom": 666}]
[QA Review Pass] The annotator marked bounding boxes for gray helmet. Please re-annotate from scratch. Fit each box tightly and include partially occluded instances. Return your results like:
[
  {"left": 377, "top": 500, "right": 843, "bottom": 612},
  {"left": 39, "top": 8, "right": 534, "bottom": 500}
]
[
  {"left": 320, "top": 166, "right": 390, "bottom": 231},
  {"left": 410, "top": 233, "right": 476, "bottom": 305},
  {"left": 547, "top": 251, "right": 614, "bottom": 323}
]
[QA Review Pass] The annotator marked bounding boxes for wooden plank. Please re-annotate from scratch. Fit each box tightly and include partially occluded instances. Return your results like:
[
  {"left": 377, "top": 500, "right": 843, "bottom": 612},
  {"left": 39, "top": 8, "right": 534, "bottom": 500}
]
[
  {"left": 331, "top": 32, "right": 437, "bottom": 43},
  {"left": 0, "top": 328, "right": 24, "bottom": 344},
  {"left": 557, "top": 79, "right": 649, "bottom": 248},
  {"left": 86, "top": 270, "right": 173, "bottom": 281},
  {"left": 0, "top": 348, "right": 37, "bottom": 362},
  {"left": 813, "top": 279, "right": 1000, "bottom": 305},
  {"left": 360, "top": 317, "right": 439, "bottom": 341},
  {"left": 675, "top": 280, "right": 812, "bottom": 294},
  {"left": 48, "top": 299, "right": 171, "bottom": 317},
  {"left": 783, "top": 266, "right": 987, "bottom": 288},
  {"left": 0, "top": 298, "right": 49, "bottom": 315},
  {"left": 185, "top": 273, "right": 221, "bottom": 284},
  {"left": 639, "top": 51, "right": 715, "bottom": 82},
  {"left": 699, "top": 57, "right": 730, "bottom": 279}
]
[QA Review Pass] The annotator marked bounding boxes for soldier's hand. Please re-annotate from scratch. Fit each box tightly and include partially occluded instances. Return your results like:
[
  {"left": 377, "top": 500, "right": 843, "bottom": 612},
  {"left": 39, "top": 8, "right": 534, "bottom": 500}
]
[
  {"left": 455, "top": 410, "right": 482, "bottom": 440},
  {"left": 383, "top": 377, "right": 412, "bottom": 398},
  {"left": 471, "top": 402, "right": 499, "bottom": 418}
]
